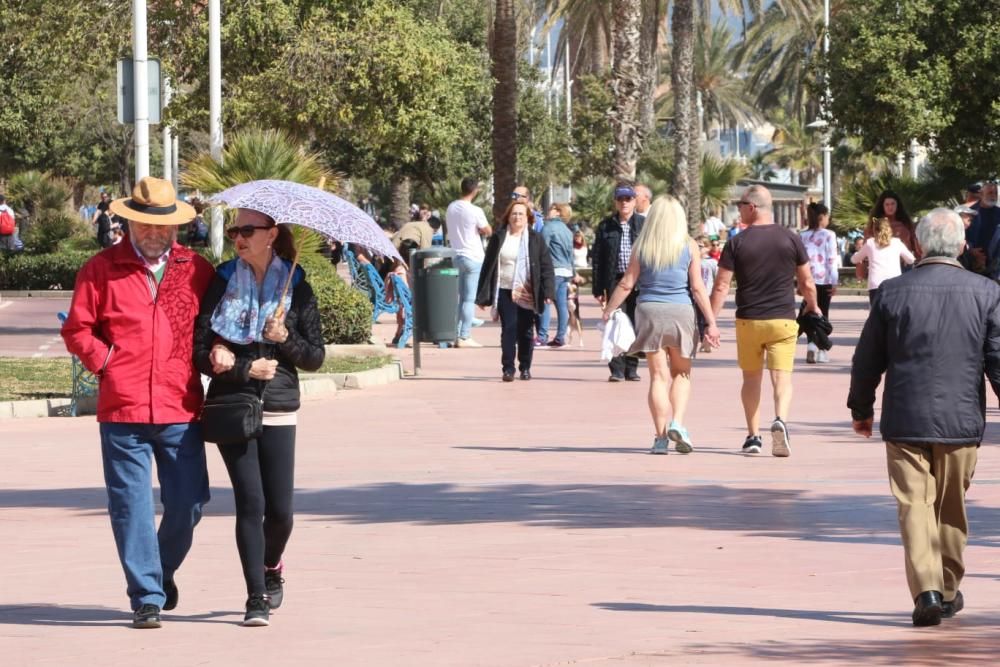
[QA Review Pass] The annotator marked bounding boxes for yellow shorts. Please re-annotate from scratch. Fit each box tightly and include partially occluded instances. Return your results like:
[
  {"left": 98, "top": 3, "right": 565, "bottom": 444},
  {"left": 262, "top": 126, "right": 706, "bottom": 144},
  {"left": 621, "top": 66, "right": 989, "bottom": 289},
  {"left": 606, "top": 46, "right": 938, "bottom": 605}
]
[{"left": 735, "top": 318, "right": 798, "bottom": 372}]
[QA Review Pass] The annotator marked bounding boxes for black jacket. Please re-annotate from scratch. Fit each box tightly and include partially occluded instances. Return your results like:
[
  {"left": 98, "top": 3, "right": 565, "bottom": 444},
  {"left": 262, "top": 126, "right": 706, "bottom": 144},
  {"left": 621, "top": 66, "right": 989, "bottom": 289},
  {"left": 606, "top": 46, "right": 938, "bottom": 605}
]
[
  {"left": 848, "top": 257, "right": 1000, "bottom": 445},
  {"left": 475, "top": 226, "right": 555, "bottom": 313},
  {"left": 194, "top": 260, "right": 326, "bottom": 413},
  {"left": 591, "top": 212, "right": 644, "bottom": 299}
]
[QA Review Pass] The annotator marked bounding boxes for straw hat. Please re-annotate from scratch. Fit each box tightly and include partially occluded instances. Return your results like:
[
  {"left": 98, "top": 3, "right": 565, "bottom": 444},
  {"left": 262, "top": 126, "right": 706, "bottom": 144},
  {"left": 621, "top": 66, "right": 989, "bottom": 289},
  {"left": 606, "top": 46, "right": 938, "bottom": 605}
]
[{"left": 109, "top": 177, "right": 195, "bottom": 226}]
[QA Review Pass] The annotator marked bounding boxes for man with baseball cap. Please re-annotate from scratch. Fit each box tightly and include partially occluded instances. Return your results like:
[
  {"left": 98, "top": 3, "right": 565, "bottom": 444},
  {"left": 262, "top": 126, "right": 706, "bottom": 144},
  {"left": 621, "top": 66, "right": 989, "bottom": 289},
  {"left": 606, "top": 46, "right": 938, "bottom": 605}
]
[
  {"left": 592, "top": 181, "right": 645, "bottom": 381},
  {"left": 61, "top": 177, "right": 215, "bottom": 628}
]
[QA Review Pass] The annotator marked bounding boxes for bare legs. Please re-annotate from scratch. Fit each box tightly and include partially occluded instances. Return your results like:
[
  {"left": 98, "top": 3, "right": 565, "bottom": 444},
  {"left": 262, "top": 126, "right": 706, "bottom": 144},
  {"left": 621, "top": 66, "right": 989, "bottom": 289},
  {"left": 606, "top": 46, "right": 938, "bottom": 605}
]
[
  {"left": 740, "top": 368, "right": 793, "bottom": 434},
  {"left": 646, "top": 348, "right": 692, "bottom": 436}
]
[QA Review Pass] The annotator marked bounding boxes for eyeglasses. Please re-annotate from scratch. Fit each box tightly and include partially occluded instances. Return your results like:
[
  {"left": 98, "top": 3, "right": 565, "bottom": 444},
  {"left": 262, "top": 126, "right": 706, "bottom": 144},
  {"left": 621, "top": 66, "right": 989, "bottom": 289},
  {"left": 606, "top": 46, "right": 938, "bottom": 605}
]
[
  {"left": 225, "top": 224, "right": 271, "bottom": 240},
  {"left": 737, "top": 200, "right": 755, "bottom": 207},
  {"left": 511, "top": 192, "right": 527, "bottom": 200}
]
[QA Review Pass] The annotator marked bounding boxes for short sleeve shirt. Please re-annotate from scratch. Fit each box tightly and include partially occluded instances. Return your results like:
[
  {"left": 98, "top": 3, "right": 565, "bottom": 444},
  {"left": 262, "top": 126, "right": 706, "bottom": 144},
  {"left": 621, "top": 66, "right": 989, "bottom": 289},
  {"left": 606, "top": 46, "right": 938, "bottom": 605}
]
[
  {"left": 446, "top": 200, "right": 489, "bottom": 262},
  {"left": 719, "top": 223, "right": 809, "bottom": 320}
]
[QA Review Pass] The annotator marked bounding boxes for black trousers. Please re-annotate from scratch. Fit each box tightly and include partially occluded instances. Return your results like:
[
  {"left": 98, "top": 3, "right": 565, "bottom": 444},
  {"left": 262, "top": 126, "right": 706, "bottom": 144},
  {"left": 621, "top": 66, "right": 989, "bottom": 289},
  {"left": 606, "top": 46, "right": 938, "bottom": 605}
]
[
  {"left": 498, "top": 288, "right": 535, "bottom": 374},
  {"left": 806, "top": 284, "right": 835, "bottom": 345},
  {"left": 218, "top": 425, "right": 296, "bottom": 596},
  {"left": 608, "top": 275, "right": 639, "bottom": 377}
]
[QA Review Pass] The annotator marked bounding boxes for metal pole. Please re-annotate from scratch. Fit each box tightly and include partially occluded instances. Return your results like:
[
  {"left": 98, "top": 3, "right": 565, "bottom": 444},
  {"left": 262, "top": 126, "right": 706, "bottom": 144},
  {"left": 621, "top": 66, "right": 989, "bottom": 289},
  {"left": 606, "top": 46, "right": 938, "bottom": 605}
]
[
  {"left": 823, "top": 143, "right": 832, "bottom": 209},
  {"left": 822, "top": 0, "right": 832, "bottom": 208},
  {"left": 208, "top": 0, "right": 224, "bottom": 258},
  {"left": 209, "top": 0, "right": 223, "bottom": 162},
  {"left": 411, "top": 262, "right": 421, "bottom": 376},
  {"left": 172, "top": 135, "right": 179, "bottom": 191},
  {"left": 163, "top": 78, "right": 172, "bottom": 182},
  {"left": 132, "top": 0, "right": 149, "bottom": 181},
  {"left": 565, "top": 37, "right": 573, "bottom": 201}
]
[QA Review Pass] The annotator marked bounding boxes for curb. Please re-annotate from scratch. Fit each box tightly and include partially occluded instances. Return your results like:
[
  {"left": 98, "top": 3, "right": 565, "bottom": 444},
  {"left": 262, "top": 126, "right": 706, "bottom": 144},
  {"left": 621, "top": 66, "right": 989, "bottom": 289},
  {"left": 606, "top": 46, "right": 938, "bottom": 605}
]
[
  {"left": 0, "top": 290, "right": 74, "bottom": 299},
  {"left": 0, "top": 361, "right": 403, "bottom": 420}
]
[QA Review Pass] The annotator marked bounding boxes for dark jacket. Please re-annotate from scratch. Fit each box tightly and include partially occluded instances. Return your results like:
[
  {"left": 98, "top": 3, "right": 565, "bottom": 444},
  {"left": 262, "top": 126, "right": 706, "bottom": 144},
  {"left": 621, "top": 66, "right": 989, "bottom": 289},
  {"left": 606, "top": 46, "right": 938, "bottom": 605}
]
[
  {"left": 591, "top": 212, "right": 644, "bottom": 299},
  {"left": 847, "top": 257, "right": 1000, "bottom": 445},
  {"left": 194, "top": 259, "right": 326, "bottom": 413},
  {"left": 475, "top": 226, "right": 555, "bottom": 313}
]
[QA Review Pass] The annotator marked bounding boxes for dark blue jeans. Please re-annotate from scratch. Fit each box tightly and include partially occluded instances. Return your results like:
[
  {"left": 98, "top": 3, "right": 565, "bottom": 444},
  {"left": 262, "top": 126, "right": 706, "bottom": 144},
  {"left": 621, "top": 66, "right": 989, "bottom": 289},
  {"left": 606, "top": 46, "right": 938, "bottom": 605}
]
[
  {"left": 99, "top": 422, "right": 209, "bottom": 610},
  {"left": 498, "top": 288, "right": 535, "bottom": 374}
]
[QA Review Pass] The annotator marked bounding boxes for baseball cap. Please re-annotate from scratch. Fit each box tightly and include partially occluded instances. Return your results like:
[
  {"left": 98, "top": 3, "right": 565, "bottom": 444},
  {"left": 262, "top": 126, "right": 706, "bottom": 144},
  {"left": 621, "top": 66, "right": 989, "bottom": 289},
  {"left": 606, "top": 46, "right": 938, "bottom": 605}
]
[
  {"left": 614, "top": 186, "right": 636, "bottom": 199},
  {"left": 967, "top": 182, "right": 983, "bottom": 194}
]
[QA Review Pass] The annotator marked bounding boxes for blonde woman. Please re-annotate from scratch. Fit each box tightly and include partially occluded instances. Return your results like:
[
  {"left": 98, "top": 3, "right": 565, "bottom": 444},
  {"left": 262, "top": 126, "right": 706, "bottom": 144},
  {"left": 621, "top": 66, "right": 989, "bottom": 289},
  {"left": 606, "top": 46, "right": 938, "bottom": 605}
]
[
  {"left": 602, "top": 196, "right": 720, "bottom": 454},
  {"left": 852, "top": 217, "right": 916, "bottom": 304}
]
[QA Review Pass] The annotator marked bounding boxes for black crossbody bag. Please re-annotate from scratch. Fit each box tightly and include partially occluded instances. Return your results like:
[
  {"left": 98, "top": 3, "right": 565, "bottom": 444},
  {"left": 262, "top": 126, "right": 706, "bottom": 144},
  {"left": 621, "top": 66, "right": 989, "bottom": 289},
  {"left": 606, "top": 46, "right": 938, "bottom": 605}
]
[{"left": 200, "top": 344, "right": 272, "bottom": 445}]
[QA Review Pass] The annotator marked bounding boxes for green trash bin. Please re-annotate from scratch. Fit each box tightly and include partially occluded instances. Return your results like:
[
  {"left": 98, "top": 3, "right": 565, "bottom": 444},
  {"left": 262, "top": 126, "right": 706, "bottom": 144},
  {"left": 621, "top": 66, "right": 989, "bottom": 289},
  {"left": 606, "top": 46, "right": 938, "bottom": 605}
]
[{"left": 410, "top": 247, "right": 459, "bottom": 344}]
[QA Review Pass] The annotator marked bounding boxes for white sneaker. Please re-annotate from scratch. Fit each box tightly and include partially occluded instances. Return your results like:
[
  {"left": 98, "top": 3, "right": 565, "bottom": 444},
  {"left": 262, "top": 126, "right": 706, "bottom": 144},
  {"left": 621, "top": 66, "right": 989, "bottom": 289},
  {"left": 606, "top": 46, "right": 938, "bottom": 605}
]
[
  {"left": 770, "top": 418, "right": 791, "bottom": 457},
  {"left": 455, "top": 338, "right": 483, "bottom": 348},
  {"left": 806, "top": 342, "right": 818, "bottom": 364},
  {"left": 817, "top": 349, "right": 829, "bottom": 363}
]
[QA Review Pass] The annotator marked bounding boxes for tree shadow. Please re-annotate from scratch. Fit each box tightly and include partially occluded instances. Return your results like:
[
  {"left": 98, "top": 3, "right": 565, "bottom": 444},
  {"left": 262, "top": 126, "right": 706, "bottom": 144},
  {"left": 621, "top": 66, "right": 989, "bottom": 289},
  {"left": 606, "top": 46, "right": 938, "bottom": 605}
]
[
  {"left": 593, "top": 601, "right": 905, "bottom": 628},
  {"left": 3, "top": 483, "right": 999, "bottom": 548}
]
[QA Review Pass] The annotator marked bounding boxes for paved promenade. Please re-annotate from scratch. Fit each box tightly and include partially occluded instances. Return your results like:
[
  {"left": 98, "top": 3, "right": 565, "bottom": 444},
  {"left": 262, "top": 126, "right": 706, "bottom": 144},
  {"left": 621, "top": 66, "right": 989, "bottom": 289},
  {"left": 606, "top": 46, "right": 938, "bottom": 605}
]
[{"left": 3, "top": 295, "right": 1000, "bottom": 666}]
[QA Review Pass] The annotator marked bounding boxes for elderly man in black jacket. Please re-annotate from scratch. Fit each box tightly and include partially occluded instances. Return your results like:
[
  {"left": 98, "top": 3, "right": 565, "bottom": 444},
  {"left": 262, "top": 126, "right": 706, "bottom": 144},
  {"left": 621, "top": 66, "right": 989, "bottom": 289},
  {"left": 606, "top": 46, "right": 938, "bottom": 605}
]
[
  {"left": 592, "top": 182, "right": 645, "bottom": 381},
  {"left": 848, "top": 207, "right": 1000, "bottom": 627}
]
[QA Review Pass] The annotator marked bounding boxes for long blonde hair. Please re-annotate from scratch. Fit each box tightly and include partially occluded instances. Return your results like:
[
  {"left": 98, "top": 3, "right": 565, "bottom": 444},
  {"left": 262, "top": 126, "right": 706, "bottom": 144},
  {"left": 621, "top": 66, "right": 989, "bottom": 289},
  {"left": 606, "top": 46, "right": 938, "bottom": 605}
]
[
  {"left": 874, "top": 217, "right": 892, "bottom": 248},
  {"left": 634, "top": 195, "right": 689, "bottom": 271}
]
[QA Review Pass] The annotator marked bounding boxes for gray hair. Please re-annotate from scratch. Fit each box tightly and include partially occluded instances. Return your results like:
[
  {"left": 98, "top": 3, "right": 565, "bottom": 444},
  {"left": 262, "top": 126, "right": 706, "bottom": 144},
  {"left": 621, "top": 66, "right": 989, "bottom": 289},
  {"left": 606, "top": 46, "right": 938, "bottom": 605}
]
[
  {"left": 744, "top": 184, "right": 772, "bottom": 210},
  {"left": 916, "top": 208, "right": 965, "bottom": 258}
]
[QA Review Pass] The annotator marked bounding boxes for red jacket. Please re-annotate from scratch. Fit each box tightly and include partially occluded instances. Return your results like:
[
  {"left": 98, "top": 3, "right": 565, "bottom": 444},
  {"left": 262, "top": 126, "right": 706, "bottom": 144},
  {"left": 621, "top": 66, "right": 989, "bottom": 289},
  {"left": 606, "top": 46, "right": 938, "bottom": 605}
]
[{"left": 61, "top": 240, "right": 215, "bottom": 423}]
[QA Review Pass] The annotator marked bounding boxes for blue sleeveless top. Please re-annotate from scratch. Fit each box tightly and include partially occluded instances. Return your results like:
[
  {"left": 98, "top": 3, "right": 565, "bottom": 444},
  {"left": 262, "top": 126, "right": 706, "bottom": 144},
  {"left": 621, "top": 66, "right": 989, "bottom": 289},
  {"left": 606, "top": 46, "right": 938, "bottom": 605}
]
[{"left": 637, "top": 245, "right": 692, "bottom": 305}]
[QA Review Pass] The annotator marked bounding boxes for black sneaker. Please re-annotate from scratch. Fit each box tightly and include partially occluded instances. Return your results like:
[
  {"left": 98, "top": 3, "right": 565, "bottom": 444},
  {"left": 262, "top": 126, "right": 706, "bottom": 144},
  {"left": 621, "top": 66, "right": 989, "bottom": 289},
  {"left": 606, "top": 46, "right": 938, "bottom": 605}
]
[
  {"left": 741, "top": 435, "right": 763, "bottom": 454},
  {"left": 132, "top": 603, "right": 162, "bottom": 629},
  {"left": 163, "top": 579, "right": 178, "bottom": 611},
  {"left": 243, "top": 594, "right": 271, "bottom": 627},
  {"left": 265, "top": 567, "right": 284, "bottom": 610}
]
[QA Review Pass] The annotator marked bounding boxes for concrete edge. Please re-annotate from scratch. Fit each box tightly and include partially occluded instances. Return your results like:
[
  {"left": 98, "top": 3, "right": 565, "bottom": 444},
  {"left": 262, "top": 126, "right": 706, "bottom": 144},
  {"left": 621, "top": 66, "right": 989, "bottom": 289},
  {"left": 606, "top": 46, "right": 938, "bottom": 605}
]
[
  {"left": 0, "top": 362, "right": 403, "bottom": 419},
  {"left": 0, "top": 290, "right": 74, "bottom": 299}
]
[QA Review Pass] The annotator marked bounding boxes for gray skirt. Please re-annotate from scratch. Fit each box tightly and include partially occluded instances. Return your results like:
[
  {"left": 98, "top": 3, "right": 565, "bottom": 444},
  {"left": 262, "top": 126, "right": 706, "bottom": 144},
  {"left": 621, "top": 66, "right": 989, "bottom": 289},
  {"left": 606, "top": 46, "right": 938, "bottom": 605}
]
[{"left": 627, "top": 301, "right": 698, "bottom": 358}]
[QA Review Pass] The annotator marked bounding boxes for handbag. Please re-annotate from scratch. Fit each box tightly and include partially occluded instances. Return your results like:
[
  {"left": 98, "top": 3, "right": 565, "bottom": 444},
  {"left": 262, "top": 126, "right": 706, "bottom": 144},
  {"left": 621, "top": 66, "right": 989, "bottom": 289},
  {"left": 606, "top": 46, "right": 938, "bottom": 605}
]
[{"left": 200, "top": 391, "right": 264, "bottom": 445}]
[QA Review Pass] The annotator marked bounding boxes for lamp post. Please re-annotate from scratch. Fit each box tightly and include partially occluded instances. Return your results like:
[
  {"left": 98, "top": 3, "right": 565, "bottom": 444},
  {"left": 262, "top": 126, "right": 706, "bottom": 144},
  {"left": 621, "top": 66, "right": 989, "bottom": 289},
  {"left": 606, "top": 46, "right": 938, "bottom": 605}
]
[
  {"left": 806, "top": 119, "right": 832, "bottom": 209},
  {"left": 132, "top": 1, "right": 149, "bottom": 182}
]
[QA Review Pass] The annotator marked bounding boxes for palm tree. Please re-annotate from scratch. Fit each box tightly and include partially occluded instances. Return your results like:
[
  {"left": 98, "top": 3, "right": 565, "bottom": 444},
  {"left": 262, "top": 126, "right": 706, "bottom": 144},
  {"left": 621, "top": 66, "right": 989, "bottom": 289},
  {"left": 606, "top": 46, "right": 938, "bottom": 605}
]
[
  {"left": 748, "top": 151, "right": 778, "bottom": 181},
  {"left": 701, "top": 154, "right": 748, "bottom": 217},
  {"left": 492, "top": 0, "right": 518, "bottom": 221},
  {"left": 609, "top": 0, "right": 644, "bottom": 180},
  {"left": 766, "top": 110, "right": 821, "bottom": 186},
  {"left": 182, "top": 128, "right": 336, "bottom": 260},
  {"left": 671, "top": 0, "right": 700, "bottom": 231}
]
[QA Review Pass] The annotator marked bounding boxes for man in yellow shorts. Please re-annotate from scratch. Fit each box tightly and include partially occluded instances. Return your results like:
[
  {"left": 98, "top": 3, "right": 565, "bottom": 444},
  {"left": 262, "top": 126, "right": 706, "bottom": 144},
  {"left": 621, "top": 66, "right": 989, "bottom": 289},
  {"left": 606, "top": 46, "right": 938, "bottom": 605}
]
[{"left": 710, "top": 185, "right": 820, "bottom": 456}]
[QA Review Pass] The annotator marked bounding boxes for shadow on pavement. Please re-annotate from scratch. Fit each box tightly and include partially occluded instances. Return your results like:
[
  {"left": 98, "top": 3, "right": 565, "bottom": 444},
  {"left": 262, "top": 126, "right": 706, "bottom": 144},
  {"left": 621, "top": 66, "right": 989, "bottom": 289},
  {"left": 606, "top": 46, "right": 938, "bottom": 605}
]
[
  {"left": 593, "top": 601, "right": 906, "bottom": 627},
  {"left": 3, "top": 483, "right": 999, "bottom": 548},
  {"left": 0, "top": 604, "right": 236, "bottom": 627}
]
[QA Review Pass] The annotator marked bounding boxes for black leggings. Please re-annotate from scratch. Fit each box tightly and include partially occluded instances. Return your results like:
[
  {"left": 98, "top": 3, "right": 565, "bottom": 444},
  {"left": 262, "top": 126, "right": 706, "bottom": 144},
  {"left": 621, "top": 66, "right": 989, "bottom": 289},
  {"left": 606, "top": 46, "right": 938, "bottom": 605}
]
[
  {"left": 218, "top": 425, "right": 296, "bottom": 596},
  {"left": 805, "top": 284, "right": 835, "bottom": 345}
]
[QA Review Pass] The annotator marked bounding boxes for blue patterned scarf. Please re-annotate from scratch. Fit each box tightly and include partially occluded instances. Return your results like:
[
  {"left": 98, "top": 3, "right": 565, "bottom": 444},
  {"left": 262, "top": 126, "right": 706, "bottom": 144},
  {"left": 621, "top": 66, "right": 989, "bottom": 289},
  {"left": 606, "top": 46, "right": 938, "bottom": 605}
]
[{"left": 210, "top": 255, "right": 292, "bottom": 345}]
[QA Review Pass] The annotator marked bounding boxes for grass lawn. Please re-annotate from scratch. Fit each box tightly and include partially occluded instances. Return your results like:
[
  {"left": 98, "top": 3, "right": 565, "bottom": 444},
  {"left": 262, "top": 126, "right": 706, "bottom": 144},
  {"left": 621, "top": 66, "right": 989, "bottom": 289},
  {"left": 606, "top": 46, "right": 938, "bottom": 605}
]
[
  {"left": 0, "top": 354, "right": 394, "bottom": 402},
  {"left": 318, "top": 354, "right": 394, "bottom": 375},
  {"left": 0, "top": 357, "right": 73, "bottom": 401}
]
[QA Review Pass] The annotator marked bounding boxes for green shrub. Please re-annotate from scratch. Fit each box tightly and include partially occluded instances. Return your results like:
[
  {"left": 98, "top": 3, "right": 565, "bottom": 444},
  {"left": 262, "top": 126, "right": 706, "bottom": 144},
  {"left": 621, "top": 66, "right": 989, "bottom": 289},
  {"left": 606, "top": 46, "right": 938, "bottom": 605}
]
[
  {"left": 21, "top": 209, "right": 84, "bottom": 254},
  {"left": 299, "top": 253, "right": 373, "bottom": 344},
  {"left": 0, "top": 250, "right": 95, "bottom": 290}
]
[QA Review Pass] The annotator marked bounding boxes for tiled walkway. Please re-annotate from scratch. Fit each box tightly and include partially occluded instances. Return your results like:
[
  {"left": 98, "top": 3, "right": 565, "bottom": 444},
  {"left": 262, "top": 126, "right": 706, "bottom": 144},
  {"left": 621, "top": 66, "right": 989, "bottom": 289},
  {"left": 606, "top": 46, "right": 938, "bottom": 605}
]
[{"left": 3, "top": 295, "right": 1000, "bottom": 665}]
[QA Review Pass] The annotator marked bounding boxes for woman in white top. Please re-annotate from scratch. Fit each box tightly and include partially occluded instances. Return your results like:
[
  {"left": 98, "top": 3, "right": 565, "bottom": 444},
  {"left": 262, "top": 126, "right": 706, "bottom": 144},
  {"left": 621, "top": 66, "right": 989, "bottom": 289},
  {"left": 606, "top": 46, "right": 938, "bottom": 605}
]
[
  {"left": 572, "top": 229, "right": 589, "bottom": 268},
  {"left": 852, "top": 217, "right": 916, "bottom": 304},
  {"left": 800, "top": 203, "right": 839, "bottom": 363}
]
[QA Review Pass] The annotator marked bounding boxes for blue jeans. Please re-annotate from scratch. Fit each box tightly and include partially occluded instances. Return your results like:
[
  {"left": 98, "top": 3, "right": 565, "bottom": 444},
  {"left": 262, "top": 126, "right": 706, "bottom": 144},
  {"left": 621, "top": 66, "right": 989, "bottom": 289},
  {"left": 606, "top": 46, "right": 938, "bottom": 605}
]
[
  {"left": 456, "top": 255, "right": 483, "bottom": 340},
  {"left": 539, "top": 276, "right": 571, "bottom": 343},
  {"left": 99, "top": 422, "right": 210, "bottom": 610}
]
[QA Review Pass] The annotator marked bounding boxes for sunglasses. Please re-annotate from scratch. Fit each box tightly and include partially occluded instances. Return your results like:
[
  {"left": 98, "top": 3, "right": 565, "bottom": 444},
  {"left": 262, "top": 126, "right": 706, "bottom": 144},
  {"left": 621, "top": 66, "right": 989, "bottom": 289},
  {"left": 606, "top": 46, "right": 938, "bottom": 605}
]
[
  {"left": 225, "top": 224, "right": 271, "bottom": 240},
  {"left": 615, "top": 196, "right": 635, "bottom": 202}
]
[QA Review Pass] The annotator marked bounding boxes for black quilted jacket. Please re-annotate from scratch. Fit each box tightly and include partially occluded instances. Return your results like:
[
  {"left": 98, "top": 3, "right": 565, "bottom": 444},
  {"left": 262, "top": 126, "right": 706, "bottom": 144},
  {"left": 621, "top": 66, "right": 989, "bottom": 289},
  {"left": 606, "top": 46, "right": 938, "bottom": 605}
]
[{"left": 193, "top": 264, "right": 326, "bottom": 413}]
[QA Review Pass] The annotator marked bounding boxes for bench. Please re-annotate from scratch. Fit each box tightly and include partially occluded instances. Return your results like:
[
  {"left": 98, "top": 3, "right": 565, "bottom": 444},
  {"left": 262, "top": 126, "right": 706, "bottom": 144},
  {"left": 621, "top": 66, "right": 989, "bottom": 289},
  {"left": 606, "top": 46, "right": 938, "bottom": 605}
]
[
  {"left": 56, "top": 312, "right": 99, "bottom": 417},
  {"left": 343, "top": 247, "right": 399, "bottom": 323}
]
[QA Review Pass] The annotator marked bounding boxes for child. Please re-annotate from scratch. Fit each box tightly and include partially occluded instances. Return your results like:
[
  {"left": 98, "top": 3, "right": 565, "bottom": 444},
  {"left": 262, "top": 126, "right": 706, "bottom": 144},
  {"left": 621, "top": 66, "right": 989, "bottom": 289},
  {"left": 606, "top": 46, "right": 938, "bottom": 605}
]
[
  {"left": 697, "top": 237, "right": 718, "bottom": 352},
  {"left": 851, "top": 217, "right": 916, "bottom": 303}
]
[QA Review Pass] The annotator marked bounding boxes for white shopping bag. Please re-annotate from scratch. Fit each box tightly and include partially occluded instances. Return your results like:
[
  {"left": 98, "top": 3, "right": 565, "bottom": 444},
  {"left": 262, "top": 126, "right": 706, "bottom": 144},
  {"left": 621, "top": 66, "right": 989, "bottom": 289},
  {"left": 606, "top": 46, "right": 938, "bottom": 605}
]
[{"left": 597, "top": 309, "right": 635, "bottom": 361}]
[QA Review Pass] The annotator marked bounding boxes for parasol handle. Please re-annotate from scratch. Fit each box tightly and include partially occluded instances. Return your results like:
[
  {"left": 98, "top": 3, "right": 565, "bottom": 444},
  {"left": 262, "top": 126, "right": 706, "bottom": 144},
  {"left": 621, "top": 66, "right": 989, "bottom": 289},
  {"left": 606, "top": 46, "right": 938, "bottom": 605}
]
[{"left": 273, "top": 246, "right": 299, "bottom": 322}]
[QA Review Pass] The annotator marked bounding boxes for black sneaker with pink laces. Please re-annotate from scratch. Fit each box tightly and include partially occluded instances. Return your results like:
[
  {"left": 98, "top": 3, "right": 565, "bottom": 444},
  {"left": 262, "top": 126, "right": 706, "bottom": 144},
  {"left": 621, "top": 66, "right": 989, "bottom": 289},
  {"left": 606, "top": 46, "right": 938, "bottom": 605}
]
[{"left": 265, "top": 565, "right": 284, "bottom": 609}]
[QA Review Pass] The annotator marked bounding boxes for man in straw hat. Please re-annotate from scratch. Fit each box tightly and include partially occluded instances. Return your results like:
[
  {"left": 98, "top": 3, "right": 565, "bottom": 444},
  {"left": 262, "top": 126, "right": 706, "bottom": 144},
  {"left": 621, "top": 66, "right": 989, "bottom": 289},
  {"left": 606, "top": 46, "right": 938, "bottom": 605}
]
[{"left": 61, "top": 177, "right": 216, "bottom": 628}]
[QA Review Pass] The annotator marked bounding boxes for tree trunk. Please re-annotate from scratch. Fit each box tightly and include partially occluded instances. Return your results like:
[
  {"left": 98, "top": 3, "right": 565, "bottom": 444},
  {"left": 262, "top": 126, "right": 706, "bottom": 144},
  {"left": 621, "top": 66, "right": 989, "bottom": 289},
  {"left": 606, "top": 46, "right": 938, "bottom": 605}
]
[
  {"left": 610, "top": 0, "right": 644, "bottom": 181},
  {"left": 492, "top": 0, "right": 518, "bottom": 222},
  {"left": 687, "top": 92, "right": 702, "bottom": 230},
  {"left": 638, "top": 0, "right": 663, "bottom": 138},
  {"left": 671, "top": 0, "right": 699, "bottom": 232},
  {"left": 389, "top": 175, "right": 412, "bottom": 230}
]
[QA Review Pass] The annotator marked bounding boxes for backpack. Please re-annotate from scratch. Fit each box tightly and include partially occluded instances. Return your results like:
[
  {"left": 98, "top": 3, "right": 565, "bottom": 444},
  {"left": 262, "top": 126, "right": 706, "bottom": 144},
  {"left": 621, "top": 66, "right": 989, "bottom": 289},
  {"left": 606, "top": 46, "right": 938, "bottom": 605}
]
[{"left": 0, "top": 208, "right": 14, "bottom": 236}]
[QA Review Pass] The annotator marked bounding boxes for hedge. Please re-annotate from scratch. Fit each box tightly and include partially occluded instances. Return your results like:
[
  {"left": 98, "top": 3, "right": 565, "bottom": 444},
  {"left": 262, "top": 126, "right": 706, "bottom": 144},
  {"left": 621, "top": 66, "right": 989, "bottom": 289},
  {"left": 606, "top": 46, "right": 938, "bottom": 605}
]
[
  {"left": 0, "top": 250, "right": 93, "bottom": 290},
  {"left": 0, "top": 249, "right": 373, "bottom": 345},
  {"left": 299, "top": 253, "right": 374, "bottom": 345}
]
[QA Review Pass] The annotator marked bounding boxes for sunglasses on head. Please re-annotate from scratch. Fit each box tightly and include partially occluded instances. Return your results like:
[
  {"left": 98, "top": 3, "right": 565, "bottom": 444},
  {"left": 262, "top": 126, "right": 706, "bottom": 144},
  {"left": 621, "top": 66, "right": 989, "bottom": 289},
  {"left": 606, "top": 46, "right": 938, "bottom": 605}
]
[{"left": 225, "top": 224, "right": 272, "bottom": 240}]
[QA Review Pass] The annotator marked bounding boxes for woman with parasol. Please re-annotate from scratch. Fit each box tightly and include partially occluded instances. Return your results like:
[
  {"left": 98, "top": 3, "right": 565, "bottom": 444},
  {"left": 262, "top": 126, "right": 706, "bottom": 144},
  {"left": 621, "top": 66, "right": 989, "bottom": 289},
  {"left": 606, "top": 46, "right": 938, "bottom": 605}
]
[{"left": 193, "top": 208, "right": 325, "bottom": 627}]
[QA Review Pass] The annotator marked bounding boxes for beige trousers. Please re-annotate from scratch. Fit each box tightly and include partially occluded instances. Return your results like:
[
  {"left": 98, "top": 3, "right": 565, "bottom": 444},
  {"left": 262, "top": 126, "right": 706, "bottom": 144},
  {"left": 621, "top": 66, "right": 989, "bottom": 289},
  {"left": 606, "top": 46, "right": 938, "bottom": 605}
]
[{"left": 886, "top": 442, "right": 978, "bottom": 601}]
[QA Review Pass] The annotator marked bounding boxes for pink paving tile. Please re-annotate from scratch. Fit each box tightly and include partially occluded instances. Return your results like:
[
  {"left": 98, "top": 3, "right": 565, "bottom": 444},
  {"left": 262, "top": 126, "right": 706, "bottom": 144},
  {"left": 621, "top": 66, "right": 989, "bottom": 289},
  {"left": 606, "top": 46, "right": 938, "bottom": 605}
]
[{"left": 3, "top": 295, "right": 1000, "bottom": 666}]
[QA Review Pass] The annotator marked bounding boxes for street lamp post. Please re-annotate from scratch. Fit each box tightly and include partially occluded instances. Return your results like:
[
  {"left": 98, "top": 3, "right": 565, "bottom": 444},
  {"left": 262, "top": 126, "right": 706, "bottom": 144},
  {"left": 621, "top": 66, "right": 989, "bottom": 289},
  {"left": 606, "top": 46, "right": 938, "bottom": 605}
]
[
  {"left": 821, "top": 0, "right": 831, "bottom": 209},
  {"left": 132, "top": 1, "right": 149, "bottom": 182}
]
